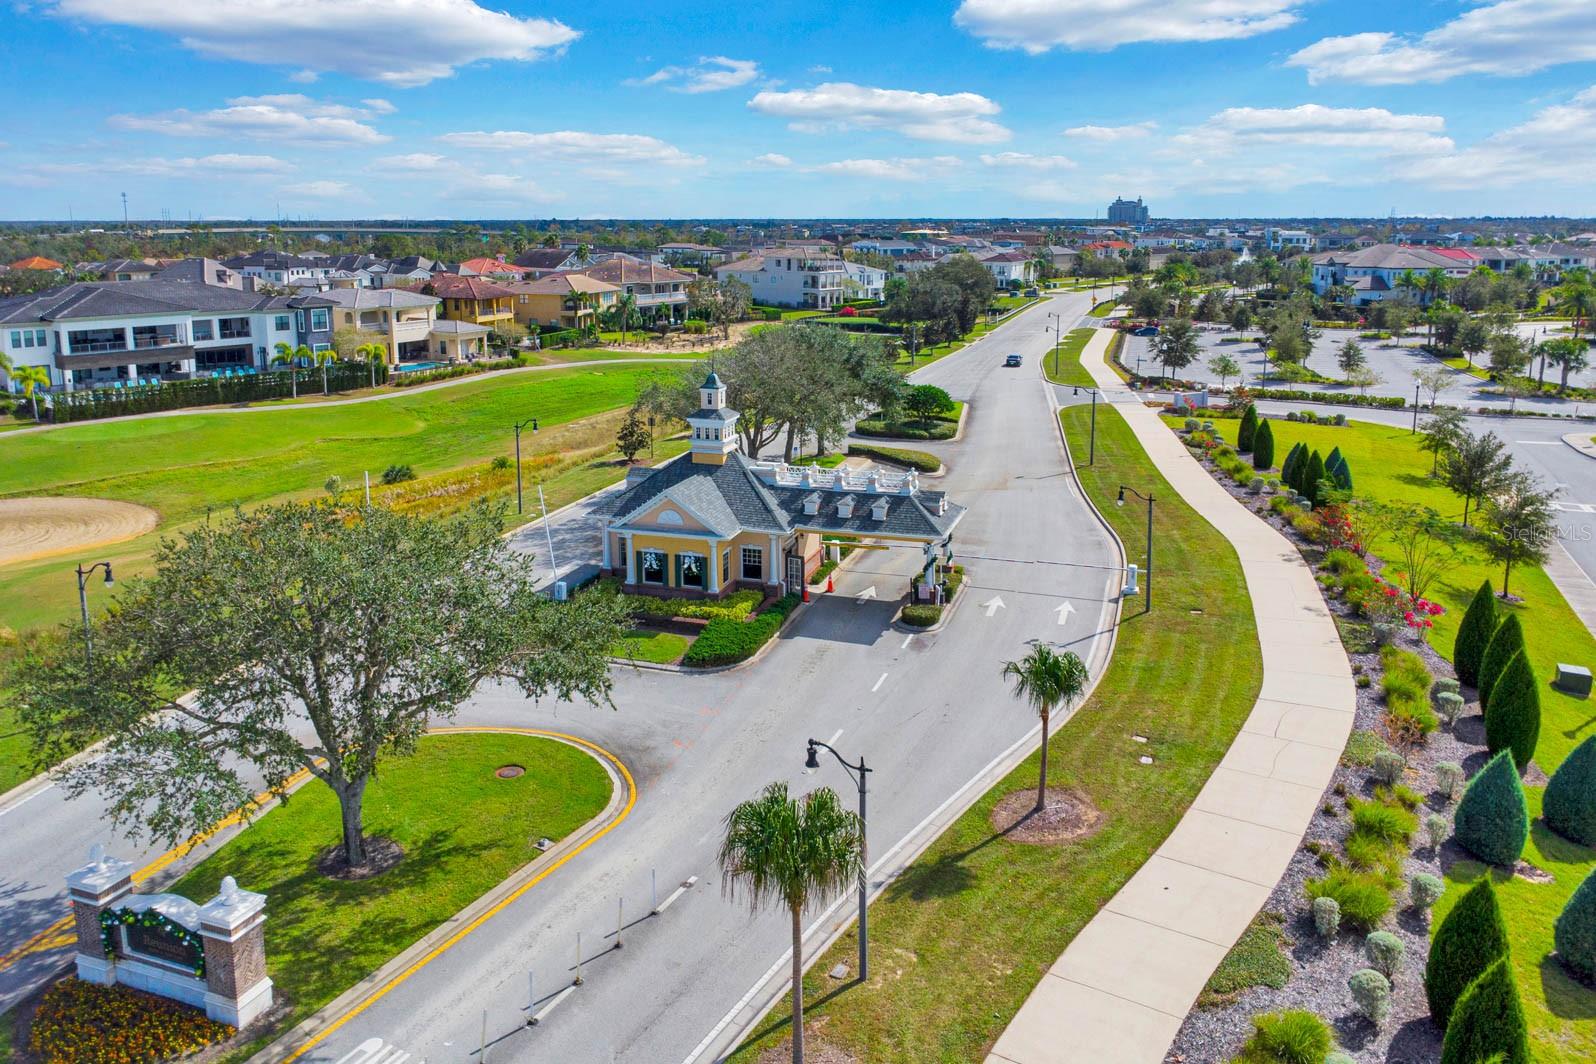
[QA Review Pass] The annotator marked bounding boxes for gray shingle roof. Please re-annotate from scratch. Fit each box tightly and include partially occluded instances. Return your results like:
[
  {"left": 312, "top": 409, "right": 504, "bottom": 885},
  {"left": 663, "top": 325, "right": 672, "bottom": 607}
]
[{"left": 0, "top": 279, "right": 332, "bottom": 325}]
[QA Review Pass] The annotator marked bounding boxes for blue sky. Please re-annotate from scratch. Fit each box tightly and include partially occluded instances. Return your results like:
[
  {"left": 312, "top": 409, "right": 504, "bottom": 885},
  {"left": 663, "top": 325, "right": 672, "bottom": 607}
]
[{"left": 2, "top": 0, "right": 1594, "bottom": 220}]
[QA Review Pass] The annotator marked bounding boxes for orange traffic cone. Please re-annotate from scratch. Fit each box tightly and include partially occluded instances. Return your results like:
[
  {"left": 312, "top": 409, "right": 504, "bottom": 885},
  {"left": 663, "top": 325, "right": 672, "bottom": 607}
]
[{"left": 826, "top": 574, "right": 834, "bottom": 593}]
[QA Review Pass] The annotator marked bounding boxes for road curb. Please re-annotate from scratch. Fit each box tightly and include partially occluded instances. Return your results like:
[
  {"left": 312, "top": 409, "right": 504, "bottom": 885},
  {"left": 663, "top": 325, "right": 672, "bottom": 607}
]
[
  {"left": 245, "top": 727, "right": 636, "bottom": 1064},
  {"left": 1562, "top": 432, "right": 1596, "bottom": 459},
  {"left": 889, "top": 577, "right": 967, "bottom": 634}
]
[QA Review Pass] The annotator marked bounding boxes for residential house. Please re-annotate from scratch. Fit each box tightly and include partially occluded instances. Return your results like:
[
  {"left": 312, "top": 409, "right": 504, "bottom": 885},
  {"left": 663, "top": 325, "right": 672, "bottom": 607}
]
[
  {"left": 847, "top": 238, "right": 920, "bottom": 259},
  {"left": 83, "top": 259, "right": 160, "bottom": 282},
  {"left": 600, "top": 372, "right": 964, "bottom": 598},
  {"left": 155, "top": 258, "right": 242, "bottom": 289},
  {"left": 974, "top": 250, "right": 1037, "bottom": 288},
  {"left": 575, "top": 255, "right": 692, "bottom": 324},
  {"left": 222, "top": 251, "right": 335, "bottom": 287},
  {"left": 503, "top": 274, "right": 620, "bottom": 331},
  {"left": 373, "top": 256, "right": 442, "bottom": 288},
  {"left": 658, "top": 242, "right": 729, "bottom": 268},
  {"left": 1266, "top": 228, "right": 1314, "bottom": 253},
  {"left": 1309, "top": 244, "right": 1481, "bottom": 305},
  {"left": 424, "top": 274, "right": 517, "bottom": 332},
  {"left": 512, "top": 247, "right": 591, "bottom": 277},
  {"left": 457, "top": 257, "right": 533, "bottom": 280},
  {"left": 0, "top": 278, "right": 337, "bottom": 391},
  {"left": 715, "top": 251, "right": 847, "bottom": 310},
  {"left": 318, "top": 287, "right": 453, "bottom": 363},
  {"left": 9, "top": 256, "right": 63, "bottom": 271},
  {"left": 843, "top": 261, "right": 887, "bottom": 302}
]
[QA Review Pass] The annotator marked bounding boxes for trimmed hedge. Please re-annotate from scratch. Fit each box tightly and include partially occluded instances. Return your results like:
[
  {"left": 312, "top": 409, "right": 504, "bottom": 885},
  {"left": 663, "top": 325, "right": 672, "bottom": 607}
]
[
  {"left": 1248, "top": 388, "right": 1406, "bottom": 408},
  {"left": 847, "top": 444, "right": 941, "bottom": 474},
  {"left": 854, "top": 412, "right": 959, "bottom": 441},
  {"left": 53, "top": 362, "right": 386, "bottom": 421},
  {"left": 1426, "top": 878, "right": 1510, "bottom": 1028},
  {"left": 1544, "top": 734, "right": 1596, "bottom": 846},
  {"left": 1453, "top": 580, "right": 1498, "bottom": 688},
  {"left": 1555, "top": 868, "right": 1596, "bottom": 980},
  {"left": 1478, "top": 614, "right": 1526, "bottom": 710},
  {"left": 1439, "top": 959, "right": 1531, "bottom": 1064},
  {"left": 681, "top": 593, "right": 800, "bottom": 667},
  {"left": 899, "top": 604, "right": 943, "bottom": 628},
  {"left": 1453, "top": 751, "right": 1530, "bottom": 867},
  {"left": 1483, "top": 651, "right": 1541, "bottom": 771}
]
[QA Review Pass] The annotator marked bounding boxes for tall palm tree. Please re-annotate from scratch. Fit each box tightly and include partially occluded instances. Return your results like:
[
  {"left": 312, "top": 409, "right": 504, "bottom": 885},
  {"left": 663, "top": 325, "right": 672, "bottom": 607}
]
[
  {"left": 270, "top": 341, "right": 310, "bottom": 400},
  {"left": 719, "top": 782, "right": 864, "bottom": 1064},
  {"left": 614, "top": 291, "right": 638, "bottom": 341},
  {"left": 1554, "top": 272, "right": 1594, "bottom": 341},
  {"left": 1396, "top": 269, "right": 1422, "bottom": 304},
  {"left": 1001, "top": 642, "right": 1090, "bottom": 813},
  {"left": 12, "top": 365, "right": 51, "bottom": 421},
  {"left": 307, "top": 347, "right": 338, "bottom": 396}
]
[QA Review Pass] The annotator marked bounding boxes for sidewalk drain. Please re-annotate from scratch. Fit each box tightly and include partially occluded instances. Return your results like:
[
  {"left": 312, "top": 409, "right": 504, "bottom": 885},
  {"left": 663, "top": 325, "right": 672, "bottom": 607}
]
[{"left": 496, "top": 764, "right": 525, "bottom": 778}]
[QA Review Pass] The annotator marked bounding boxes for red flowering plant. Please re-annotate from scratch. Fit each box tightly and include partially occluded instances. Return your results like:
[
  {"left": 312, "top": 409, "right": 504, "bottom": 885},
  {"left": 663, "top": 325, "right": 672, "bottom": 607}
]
[
  {"left": 1316, "top": 502, "right": 1363, "bottom": 555},
  {"left": 838, "top": 305, "right": 858, "bottom": 317}
]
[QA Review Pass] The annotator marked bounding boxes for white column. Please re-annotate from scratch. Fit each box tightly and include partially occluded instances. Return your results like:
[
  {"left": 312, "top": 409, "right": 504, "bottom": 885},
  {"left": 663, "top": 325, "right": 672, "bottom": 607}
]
[
  {"left": 621, "top": 533, "right": 634, "bottom": 582},
  {"left": 601, "top": 531, "right": 613, "bottom": 570},
  {"left": 707, "top": 539, "right": 720, "bottom": 594},
  {"left": 767, "top": 534, "right": 781, "bottom": 585}
]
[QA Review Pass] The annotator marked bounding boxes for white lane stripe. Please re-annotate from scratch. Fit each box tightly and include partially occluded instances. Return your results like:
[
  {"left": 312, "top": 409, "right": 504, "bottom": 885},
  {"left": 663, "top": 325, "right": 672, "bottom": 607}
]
[
  {"left": 0, "top": 784, "right": 52, "bottom": 818},
  {"left": 901, "top": 633, "right": 914, "bottom": 650},
  {"left": 1514, "top": 440, "right": 1563, "bottom": 445},
  {"left": 827, "top": 728, "right": 844, "bottom": 746},
  {"left": 870, "top": 672, "right": 888, "bottom": 693}
]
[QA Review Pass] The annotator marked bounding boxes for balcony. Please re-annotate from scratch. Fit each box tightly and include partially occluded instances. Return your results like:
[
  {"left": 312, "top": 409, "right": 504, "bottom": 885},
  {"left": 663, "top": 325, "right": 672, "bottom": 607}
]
[{"left": 57, "top": 344, "right": 194, "bottom": 372}]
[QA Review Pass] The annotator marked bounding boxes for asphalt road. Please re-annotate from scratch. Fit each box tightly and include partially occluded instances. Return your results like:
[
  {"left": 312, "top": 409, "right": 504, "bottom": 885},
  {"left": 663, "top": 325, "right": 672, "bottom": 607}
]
[{"left": 0, "top": 290, "right": 1124, "bottom": 1064}]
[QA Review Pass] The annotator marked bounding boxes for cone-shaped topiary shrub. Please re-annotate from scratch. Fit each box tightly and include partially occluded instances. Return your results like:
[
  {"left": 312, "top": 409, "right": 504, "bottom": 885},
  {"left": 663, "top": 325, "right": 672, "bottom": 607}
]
[
  {"left": 1545, "top": 735, "right": 1596, "bottom": 846},
  {"left": 1282, "top": 442, "right": 1303, "bottom": 492},
  {"left": 1555, "top": 867, "right": 1596, "bottom": 981},
  {"left": 1238, "top": 404, "right": 1258, "bottom": 452},
  {"left": 1438, "top": 958, "right": 1530, "bottom": 1064},
  {"left": 1453, "top": 751, "right": 1529, "bottom": 867},
  {"left": 1332, "top": 456, "right": 1353, "bottom": 491},
  {"left": 1426, "top": 879, "right": 1510, "bottom": 1028},
  {"left": 1484, "top": 651, "right": 1541, "bottom": 772},
  {"left": 1454, "top": 580, "right": 1498, "bottom": 688},
  {"left": 1478, "top": 613, "right": 1526, "bottom": 710},
  {"left": 1327, "top": 445, "right": 1344, "bottom": 471},
  {"left": 1253, "top": 419, "right": 1275, "bottom": 470},
  {"left": 1305, "top": 451, "right": 1327, "bottom": 506}
]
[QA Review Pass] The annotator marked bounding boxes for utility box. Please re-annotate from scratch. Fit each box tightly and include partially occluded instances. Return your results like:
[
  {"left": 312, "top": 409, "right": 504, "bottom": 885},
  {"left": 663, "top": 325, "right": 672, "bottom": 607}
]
[{"left": 1555, "top": 663, "right": 1592, "bottom": 698}]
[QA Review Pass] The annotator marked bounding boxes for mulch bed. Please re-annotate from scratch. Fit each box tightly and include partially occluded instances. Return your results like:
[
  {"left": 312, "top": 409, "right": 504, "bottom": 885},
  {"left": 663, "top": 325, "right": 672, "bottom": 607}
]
[
  {"left": 315, "top": 835, "right": 404, "bottom": 881},
  {"left": 1164, "top": 442, "right": 1499, "bottom": 1064},
  {"left": 989, "top": 787, "right": 1104, "bottom": 846},
  {"left": 755, "top": 1034, "right": 858, "bottom": 1064}
]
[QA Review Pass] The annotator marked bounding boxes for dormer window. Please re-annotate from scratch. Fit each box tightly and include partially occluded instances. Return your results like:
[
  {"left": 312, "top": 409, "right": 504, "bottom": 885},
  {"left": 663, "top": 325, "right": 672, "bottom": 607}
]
[
  {"left": 803, "top": 493, "right": 820, "bottom": 516},
  {"left": 837, "top": 496, "right": 855, "bottom": 519},
  {"left": 871, "top": 499, "right": 889, "bottom": 521}
]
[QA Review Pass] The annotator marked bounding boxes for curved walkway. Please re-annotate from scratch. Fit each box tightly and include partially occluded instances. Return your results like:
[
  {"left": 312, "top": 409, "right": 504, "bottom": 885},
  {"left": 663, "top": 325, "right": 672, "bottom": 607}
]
[
  {"left": 988, "top": 330, "right": 1356, "bottom": 1064},
  {"left": 0, "top": 357, "right": 688, "bottom": 439}
]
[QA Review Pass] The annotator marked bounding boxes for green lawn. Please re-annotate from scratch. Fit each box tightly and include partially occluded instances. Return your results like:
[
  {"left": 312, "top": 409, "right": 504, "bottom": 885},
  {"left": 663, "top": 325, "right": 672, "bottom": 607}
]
[
  {"left": 1435, "top": 354, "right": 1491, "bottom": 380},
  {"left": 1087, "top": 300, "right": 1119, "bottom": 318},
  {"left": 168, "top": 731, "right": 612, "bottom": 1057},
  {"left": 1042, "top": 328, "right": 1100, "bottom": 388},
  {"left": 0, "top": 365, "right": 671, "bottom": 634},
  {"left": 1225, "top": 414, "right": 1596, "bottom": 1055},
  {"left": 612, "top": 628, "right": 691, "bottom": 664},
  {"left": 732, "top": 404, "right": 1262, "bottom": 1061}
]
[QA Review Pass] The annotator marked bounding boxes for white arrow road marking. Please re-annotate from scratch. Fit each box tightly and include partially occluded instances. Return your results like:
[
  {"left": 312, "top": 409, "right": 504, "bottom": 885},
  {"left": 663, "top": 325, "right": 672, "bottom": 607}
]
[
  {"left": 1054, "top": 601, "right": 1076, "bottom": 626},
  {"left": 981, "top": 595, "right": 1006, "bottom": 617},
  {"left": 856, "top": 585, "right": 878, "bottom": 603}
]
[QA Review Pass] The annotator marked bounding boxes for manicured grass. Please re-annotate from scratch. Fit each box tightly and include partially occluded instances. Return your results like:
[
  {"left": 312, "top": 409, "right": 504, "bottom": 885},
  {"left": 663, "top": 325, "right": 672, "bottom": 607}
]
[
  {"left": 1042, "top": 328, "right": 1100, "bottom": 388},
  {"left": 731, "top": 404, "right": 1262, "bottom": 1061},
  {"left": 855, "top": 402, "right": 963, "bottom": 441},
  {"left": 1436, "top": 354, "right": 1491, "bottom": 380},
  {"left": 612, "top": 628, "right": 691, "bottom": 664},
  {"left": 846, "top": 444, "right": 941, "bottom": 474},
  {"left": 1433, "top": 788, "right": 1596, "bottom": 1062},
  {"left": 1088, "top": 300, "right": 1118, "bottom": 318},
  {"left": 0, "top": 702, "right": 31, "bottom": 795},
  {"left": 791, "top": 453, "right": 848, "bottom": 469},
  {"left": 167, "top": 732, "right": 611, "bottom": 1056},
  {"left": 1259, "top": 418, "right": 1596, "bottom": 775}
]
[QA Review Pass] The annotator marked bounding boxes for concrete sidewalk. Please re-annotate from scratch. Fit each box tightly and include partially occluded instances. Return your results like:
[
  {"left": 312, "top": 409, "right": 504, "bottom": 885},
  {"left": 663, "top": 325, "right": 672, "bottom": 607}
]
[{"left": 987, "top": 331, "right": 1355, "bottom": 1064}]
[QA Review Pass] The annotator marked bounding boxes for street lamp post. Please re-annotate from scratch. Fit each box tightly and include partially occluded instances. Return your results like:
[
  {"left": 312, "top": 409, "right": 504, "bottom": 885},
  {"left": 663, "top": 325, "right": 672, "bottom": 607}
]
[
  {"left": 1047, "top": 312, "right": 1062, "bottom": 379},
  {"left": 1412, "top": 383, "right": 1421, "bottom": 434},
  {"left": 805, "top": 739, "right": 871, "bottom": 981},
  {"left": 1071, "top": 386, "right": 1098, "bottom": 465},
  {"left": 513, "top": 416, "right": 539, "bottom": 514},
  {"left": 75, "top": 561, "right": 115, "bottom": 666},
  {"left": 1115, "top": 486, "right": 1154, "bottom": 611}
]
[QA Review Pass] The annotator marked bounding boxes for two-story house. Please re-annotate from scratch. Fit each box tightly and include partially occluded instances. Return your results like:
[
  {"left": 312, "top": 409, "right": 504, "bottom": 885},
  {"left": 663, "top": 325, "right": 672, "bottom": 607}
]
[
  {"left": 503, "top": 274, "right": 620, "bottom": 332},
  {"left": 843, "top": 261, "right": 887, "bottom": 302},
  {"left": 714, "top": 252, "right": 847, "bottom": 310},
  {"left": 222, "top": 251, "right": 335, "bottom": 287},
  {"left": 974, "top": 250, "right": 1037, "bottom": 288},
  {"left": 574, "top": 255, "right": 693, "bottom": 325},
  {"left": 424, "top": 274, "right": 517, "bottom": 332}
]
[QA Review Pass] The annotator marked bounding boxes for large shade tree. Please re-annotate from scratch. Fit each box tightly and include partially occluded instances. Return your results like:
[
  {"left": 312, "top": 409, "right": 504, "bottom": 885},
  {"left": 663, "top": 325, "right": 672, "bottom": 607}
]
[{"left": 21, "top": 499, "right": 628, "bottom": 869}]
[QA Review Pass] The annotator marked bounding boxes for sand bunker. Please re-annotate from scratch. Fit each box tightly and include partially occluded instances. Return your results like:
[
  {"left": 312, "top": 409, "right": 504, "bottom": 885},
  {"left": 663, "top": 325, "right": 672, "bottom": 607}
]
[{"left": 0, "top": 497, "right": 159, "bottom": 566}]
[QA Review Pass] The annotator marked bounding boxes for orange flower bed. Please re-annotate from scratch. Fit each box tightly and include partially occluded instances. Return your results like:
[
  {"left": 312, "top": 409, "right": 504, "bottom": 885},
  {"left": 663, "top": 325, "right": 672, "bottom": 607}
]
[{"left": 29, "top": 979, "right": 231, "bottom": 1064}]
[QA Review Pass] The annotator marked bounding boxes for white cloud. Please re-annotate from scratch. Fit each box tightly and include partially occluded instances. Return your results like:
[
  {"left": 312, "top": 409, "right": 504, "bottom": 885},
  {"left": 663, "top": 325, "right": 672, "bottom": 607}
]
[
  {"left": 48, "top": 0, "right": 579, "bottom": 87},
  {"left": 954, "top": 0, "right": 1301, "bottom": 53},
  {"left": 1177, "top": 104, "right": 1453, "bottom": 154},
  {"left": 361, "top": 98, "right": 397, "bottom": 115},
  {"left": 436, "top": 130, "right": 705, "bottom": 167},
  {"left": 1064, "top": 121, "right": 1157, "bottom": 141},
  {"left": 464, "top": 173, "right": 562, "bottom": 203},
  {"left": 751, "top": 153, "right": 793, "bottom": 167},
  {"left": 748, "top": 82, "right": 1010, "bottom": 144},
  {"left": 377, "top": 152, "right": 447, "bottom": 171},
  {"left": 810, "top": 156, "right": 962, "bottom": 182},
  {"left": 280, "top": 179, "right": 354, "bottom": 198},
  {"left": 979, "top": 152, "right": 1077, "bottom": 170},
  {"left": 1394, "top": 85, "right": 1596, "bottom": 188},
  {"left": 808, "top": 65, "right": 832, "bottom": 74},
  {"left": 110, "top": 94, "right": 390, "bottom": 144},
  {"left": 635, "top": 56, "right": 760, "bottom": 93},
  {"left": 0, "top": 154, "right": 294, "bottom": 186},
  {"left": 1288, "top": 0, "right": 1596, "bottom": 85}
]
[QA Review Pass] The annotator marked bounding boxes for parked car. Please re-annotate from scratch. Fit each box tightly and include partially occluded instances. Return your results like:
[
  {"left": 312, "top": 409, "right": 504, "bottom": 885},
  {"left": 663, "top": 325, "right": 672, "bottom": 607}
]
[
  {"left": 1004, "top": 353, "right": 1023, "bottom": 367},
  {"left": 1132, "top": 325, "right": 1160, "bottom": 337},
  {"left": 1024, "top": 288, "right": 1040, "bottom": 298}
]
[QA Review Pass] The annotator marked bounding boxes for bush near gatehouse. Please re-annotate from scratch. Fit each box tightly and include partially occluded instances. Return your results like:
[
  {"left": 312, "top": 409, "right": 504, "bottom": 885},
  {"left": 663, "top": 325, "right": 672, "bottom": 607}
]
[
  {"left": 681, "top": 593, "right": 800, "bottom": 668},
  {"left": 1452, "top": 751, "right": 1530, "bottom": 867},
  {"left": 28, "top": 978, "right": 232, "bottom": 1064},
  {"left": 1425, "top": 879, "right": 1511, "bottom": 1028},
  {"left": 1438, "top": 958, "right": 1531, "bottom": 1064}
]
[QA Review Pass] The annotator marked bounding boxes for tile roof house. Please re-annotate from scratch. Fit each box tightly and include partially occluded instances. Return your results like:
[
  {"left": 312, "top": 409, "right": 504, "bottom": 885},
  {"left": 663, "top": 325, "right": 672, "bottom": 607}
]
[
  {"left": 511, "top": 248, "right": 591, "bottom": 277},
  {"left": 457, "top": 256, "right": 533, "bottom": 279},
  {"left": 501, "top": 274, "right": 620, "bottom": 331},
  {"left": 572, "top": 255, "right": 693, "bottom": 324},
  {"left": 601, "top": 372, "right": 964, "bottom": 598},
  {"left": 1310, "top": 244, "right": 1481, "bottom": 305},
  {"left": 9, "top": 256, "right": 63, "bottom": 271},
  {"left": 423, "top": 273, "right": 517, "bottom": 330}
]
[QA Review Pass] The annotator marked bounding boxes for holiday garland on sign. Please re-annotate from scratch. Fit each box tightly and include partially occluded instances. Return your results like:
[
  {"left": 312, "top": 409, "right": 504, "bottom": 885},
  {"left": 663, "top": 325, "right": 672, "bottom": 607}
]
[{"left": 99, "top": 907, "right": 206, "bottom": 979}]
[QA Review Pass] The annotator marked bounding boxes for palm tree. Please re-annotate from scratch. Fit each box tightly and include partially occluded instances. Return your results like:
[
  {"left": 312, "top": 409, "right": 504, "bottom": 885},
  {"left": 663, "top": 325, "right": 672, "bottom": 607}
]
[
  {"left": 1396, "top": 269, "right": 1422, "bottom": 304},
  {"left": 1001, "top": 642, "right": 1090, "bottom": 813},
  {"left": 12, "top": 365, "right": 51, "bottom": 421},
  {"left": 270, "top": 341, "right": 310, "bottom": 399},
  {"left": 719, "top": 782, "right": 864, "bottom": 1064},
  {"left": 354, "top": 341, "right": 388, "bottom": 388},
  {"left": 1554, "top": 272, "right": 1594, "bottom": 341},
  {"left": 307, "top": 347, "right": 338, "bottom": 396},
  {"left": 612, "top": 291, "right": 638, "bottom": 342}
]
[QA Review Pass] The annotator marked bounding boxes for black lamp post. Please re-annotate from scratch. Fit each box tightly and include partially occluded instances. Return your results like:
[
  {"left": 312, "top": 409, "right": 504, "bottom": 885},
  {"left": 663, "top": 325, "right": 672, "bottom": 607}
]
[
  {"left": 513, "top": 416, "right": 539, "bottom": 513},
  {"left": 75, "top": 561, "right": 114, "bottom": 666},
  {"left": 1047, "top": 311, "right": 1062, "bottom": 378},
  {"left": 1115, "top": 485, "right": 1154, "bottom": 611},
  {"left": 805, "top": 738, "right": 871, "bottom": 981},
  {"left": 1412, "top": 383, "right": 1421, "bottom": 433},
  {"left": 1071, "top": 386, "right": 1098, "bottom": 465}
]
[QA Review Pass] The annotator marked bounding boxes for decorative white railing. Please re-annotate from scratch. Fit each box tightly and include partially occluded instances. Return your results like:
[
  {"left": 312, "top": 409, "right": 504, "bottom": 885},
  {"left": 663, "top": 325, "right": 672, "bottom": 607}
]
[{"left": 749, "top": 461, "right": 919, "bottom": 496}]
